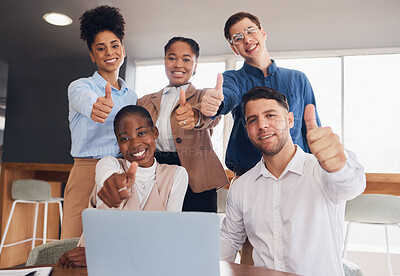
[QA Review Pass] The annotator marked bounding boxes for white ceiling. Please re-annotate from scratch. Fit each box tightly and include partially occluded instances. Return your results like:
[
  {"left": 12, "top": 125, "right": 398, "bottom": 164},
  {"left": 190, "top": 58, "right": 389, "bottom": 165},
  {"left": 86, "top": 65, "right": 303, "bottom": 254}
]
[{"left": 0, "top": 0, "right": 399, "bottom": 63}]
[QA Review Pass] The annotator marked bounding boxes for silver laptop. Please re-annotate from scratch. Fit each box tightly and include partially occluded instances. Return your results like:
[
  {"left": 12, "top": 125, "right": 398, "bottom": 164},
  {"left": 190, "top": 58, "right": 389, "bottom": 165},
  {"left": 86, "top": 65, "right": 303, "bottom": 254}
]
[{"left": 82, "top": 209, "right": 220, "bottom": 276}]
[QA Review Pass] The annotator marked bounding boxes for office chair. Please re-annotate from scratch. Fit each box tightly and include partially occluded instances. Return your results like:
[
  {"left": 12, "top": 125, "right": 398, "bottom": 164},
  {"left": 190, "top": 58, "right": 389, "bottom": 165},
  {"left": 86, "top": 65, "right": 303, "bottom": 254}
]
[
  {"left": 25, "top": 237, "right": 79, "bottom": 266},
  {"left": 343, "top": 194, "right": 400, "bottom": 276},
  {"left": 0, "top": 179, "right": 63, "bottom": 255}
]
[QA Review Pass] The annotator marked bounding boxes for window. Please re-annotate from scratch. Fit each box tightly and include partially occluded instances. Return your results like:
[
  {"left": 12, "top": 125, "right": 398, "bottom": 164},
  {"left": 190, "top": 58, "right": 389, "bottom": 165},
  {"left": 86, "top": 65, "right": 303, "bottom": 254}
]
[
  {"left": 135, "top": 65, "right": 167, "bottom": 98},
  {"left": 344, "top": 54, "right": 400, "bottom": 173}
]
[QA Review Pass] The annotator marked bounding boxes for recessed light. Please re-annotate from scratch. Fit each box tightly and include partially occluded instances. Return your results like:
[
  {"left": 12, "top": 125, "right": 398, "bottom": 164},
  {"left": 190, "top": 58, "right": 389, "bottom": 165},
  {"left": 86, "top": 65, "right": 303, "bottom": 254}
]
[{"left": 43, "top": 12, "right": 72, "bottom": 26}]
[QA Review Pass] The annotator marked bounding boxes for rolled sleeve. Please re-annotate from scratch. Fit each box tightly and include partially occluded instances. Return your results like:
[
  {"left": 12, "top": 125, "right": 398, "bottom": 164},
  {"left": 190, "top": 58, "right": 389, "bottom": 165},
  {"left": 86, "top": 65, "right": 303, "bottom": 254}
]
[
  {"left": 220, "top": 72, "right": 243, "bottom": 116},
  {"left": 321, "top": 150, "right": 366, "bottom": 204},
  {"left": 68, "top": 80, "right": 99, "bottom": 118}
]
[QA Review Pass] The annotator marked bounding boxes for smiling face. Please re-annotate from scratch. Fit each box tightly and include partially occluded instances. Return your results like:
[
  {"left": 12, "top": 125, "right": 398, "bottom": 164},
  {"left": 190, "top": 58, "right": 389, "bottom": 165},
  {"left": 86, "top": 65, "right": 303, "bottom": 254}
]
[
  {"left": 164, "top": 41, "right": 198, "bottom": 87},
  {"left": 89, "top": 30, "right": 126, "bottom": 75},
  {"left": 245, "top": 98, "right": 294, "bottom": 156},
  {"left": 228, "top": 18, "right": 267, "bottom": 63},
  {"left": 115, "top": 113, "right": 158, "bottom": 167}
]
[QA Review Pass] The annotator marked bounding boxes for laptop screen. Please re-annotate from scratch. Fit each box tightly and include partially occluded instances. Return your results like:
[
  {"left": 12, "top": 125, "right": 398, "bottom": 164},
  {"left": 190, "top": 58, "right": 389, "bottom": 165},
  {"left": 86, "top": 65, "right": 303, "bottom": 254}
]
[{"left": 82, "top": 209, "right": 220, "bottom": 276}]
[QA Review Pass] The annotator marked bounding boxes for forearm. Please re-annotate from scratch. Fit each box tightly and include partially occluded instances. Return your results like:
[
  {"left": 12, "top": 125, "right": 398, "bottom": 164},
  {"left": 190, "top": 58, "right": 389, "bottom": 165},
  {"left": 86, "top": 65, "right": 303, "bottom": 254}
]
[
  {"left": 220, "top": 240, "right": 238, "bottom": 262},
  {"left": 322, "top": 150, "right": 366, "bottom": 203},
  {"left": 166, "top": 167, "right": 188, "bottom": 212},
  {"left": 68, "top": 81, "right": 98, "bottom": 118},
  {"left": 95, "top": 157, "right": 123, "bottom": 207},
  {"left": 192, "top": 104, "right": 221, "bottom": 129}
]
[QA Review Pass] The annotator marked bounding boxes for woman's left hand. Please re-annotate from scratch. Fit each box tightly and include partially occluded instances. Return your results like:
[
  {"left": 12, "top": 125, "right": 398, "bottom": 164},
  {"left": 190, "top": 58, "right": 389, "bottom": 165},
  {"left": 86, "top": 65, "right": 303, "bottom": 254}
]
[{"left": 175, "top": 89, "right": 199, "bottom": 130}]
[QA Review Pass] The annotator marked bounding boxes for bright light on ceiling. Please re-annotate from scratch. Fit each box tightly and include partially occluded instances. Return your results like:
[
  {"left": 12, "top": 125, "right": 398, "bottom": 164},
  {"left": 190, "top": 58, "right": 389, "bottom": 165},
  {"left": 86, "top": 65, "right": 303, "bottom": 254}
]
[{"left": 43, "top": 12, "right": 72, "bottom": 26}]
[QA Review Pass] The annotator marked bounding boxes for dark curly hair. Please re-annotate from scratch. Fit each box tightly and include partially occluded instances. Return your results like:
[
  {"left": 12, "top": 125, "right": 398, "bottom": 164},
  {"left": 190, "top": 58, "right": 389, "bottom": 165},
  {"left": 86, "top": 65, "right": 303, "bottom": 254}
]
[
  {"left": 79, "top": 5, "right": 125, "bottom": 51},
  {"left": 164, "top": 37, "right": 200, "bottom": 59}
]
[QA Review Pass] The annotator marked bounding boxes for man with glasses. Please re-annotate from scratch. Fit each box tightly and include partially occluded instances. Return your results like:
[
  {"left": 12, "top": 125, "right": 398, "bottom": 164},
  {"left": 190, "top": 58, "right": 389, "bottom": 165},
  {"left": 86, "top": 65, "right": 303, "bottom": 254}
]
[{"left": 200, "top": 12, "right": 321, "bottom": 178}]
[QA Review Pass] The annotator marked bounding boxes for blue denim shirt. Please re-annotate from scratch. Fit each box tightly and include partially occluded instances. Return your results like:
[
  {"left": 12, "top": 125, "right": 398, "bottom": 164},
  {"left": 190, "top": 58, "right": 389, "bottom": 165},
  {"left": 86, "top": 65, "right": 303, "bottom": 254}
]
[
  {"left": 220, "top": 60, "right": 321, "bottom": 172},
  {"left": 68, "top": 71, "right": 137, "bottom": 159}
]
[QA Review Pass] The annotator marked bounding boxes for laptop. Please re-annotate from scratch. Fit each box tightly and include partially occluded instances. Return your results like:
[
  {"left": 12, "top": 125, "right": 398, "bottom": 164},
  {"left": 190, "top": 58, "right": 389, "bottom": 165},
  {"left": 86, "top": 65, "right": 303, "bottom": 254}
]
[{"left": 82, "top": 209, "right": 220, "bottom": 276}]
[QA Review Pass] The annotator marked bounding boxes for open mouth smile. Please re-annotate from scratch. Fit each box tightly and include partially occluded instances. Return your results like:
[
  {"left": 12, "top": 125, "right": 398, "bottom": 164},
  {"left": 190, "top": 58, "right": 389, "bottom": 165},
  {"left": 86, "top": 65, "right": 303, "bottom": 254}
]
[
  {"left": 258, "top": 134, "right": 274, "bottom": 140},
  {"left": 105, "top": 58, "right": 117, "bottom": 64},
  {"left": 172, "top": 71, "right": 185, "bottom": 76},
  {"left": 246, "top": 43, "right": 258, "bottom": 52}
]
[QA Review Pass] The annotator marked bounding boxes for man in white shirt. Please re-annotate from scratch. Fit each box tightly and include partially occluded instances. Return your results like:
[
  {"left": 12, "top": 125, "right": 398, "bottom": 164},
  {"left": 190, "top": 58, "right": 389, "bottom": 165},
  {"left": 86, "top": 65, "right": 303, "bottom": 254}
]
[{"left": 220, "top": 86, "right": 366, "bottom": 276}]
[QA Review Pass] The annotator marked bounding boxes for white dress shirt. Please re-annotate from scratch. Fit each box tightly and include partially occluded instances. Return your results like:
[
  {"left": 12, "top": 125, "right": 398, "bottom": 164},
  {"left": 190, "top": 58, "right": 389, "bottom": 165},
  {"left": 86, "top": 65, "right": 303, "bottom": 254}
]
[
  {"left": 220, "top": 146, "right": 366, "bottom": 276},
  {"left": 95, "top": 156, "right": 188, "bottom": 211},
  {"left": 155, "top": 84, "right": 189, "bottom": 152}
]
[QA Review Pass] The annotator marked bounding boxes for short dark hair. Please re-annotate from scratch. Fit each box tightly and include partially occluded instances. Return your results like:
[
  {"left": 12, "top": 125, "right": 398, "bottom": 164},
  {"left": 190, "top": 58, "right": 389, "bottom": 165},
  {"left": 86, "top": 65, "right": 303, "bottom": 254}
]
[
  {"left": 164, "top": 37, "right": 200, "bottom": 59},
  {"left": 114, "top": 105, "right": 154, "bottom": 136},
  {"left": 224, "top": 12, "right": 261, "bottom": 43},
  {"left": 79, "top": 5, "right": 125, "bottom": 51},
  {"left": 242, "top": 87, "right": 289, "bottom": 116}
]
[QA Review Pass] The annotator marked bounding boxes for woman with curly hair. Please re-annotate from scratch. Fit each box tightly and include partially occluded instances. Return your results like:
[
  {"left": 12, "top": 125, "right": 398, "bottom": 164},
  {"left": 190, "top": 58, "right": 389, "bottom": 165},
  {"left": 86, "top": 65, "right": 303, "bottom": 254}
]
[{"left": 61, "top": 5, "right": 137, "bottom": 238}]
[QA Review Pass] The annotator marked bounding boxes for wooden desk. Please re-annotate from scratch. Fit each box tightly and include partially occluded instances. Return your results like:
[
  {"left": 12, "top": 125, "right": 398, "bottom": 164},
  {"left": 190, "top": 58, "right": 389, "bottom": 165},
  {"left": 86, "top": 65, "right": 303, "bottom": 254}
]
[
  {"left": 8, "top": 262, "right": 298, "bottom": 276},
  {"left": 0, "top": 162, "right": 72, "bottom": 268}
]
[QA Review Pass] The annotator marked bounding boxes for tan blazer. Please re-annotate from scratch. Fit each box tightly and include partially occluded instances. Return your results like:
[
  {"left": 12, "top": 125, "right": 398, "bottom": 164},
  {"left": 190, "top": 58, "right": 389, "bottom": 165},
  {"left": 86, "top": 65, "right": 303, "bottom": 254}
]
[{"left": 137, "top": 84, "right": 229, "bottom": 193}]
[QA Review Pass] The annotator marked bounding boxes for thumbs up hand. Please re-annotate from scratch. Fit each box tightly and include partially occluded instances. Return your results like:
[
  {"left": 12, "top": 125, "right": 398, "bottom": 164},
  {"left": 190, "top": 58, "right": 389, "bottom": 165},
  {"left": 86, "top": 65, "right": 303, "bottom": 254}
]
[
  {"left": 91, "top": 83, "right": 114, "bottom": 123},
  {"left": 98, "top": 162, "right": 138, "bottom": 208},
  {"left": 175, "top": 89, "right": 199, "bottom": 130},
  {"left": 200, "top": 73, "right": 224, "bottom": 117},
  {"left": 305, "top": 104, "right": 347, "bottom": 172}
]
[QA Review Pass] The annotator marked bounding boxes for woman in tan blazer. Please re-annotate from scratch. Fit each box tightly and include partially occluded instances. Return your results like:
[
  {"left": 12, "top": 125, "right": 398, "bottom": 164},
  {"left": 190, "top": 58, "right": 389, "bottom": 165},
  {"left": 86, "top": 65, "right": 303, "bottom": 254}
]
[{"left": 137, "top": 37, "right": 229, "bottom": 212}]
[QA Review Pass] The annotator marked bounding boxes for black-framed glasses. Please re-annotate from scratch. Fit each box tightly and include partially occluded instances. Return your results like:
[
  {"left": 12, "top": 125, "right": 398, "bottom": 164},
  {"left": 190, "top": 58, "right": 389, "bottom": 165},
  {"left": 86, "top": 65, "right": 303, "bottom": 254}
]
[{"left": 230, "top": 26, "right": 260, "bottom": 45}]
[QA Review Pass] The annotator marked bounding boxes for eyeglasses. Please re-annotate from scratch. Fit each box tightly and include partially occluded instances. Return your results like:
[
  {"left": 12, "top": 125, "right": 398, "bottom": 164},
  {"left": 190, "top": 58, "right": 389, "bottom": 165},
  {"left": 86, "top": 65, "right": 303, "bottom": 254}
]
[{"left": 230, "top": 26, "right": 260, "bottom": 45}]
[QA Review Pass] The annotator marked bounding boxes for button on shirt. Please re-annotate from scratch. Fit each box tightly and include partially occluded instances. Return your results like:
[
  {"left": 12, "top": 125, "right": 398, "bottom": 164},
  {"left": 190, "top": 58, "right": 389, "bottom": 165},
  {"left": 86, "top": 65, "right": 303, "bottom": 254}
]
[
  {"left": 220, "top": 146, "right": 366, "bottom": 276},
  {"left": 155, "top": 84, "right": 189, "bottom": 152},
  {"left": 220, "top": 60, "right": 321, "bottom": 172},
  {"left": 68, "top": 72, "right": 137, "bottom": 159}
]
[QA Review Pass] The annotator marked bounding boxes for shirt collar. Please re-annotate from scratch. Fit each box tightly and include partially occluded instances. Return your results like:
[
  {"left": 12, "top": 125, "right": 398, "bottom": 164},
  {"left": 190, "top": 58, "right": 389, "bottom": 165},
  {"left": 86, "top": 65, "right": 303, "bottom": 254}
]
[
  {"left": 92, "top": 71, "right": 129, "bottom": 94},
  {"left": 163, "top": 83, "right": 190, "bottom": 94},
  {"left": 242, "top": 59, "right": 277, "bottom": 78},
  {"left": 256, "top": 145, "right": 306, "bottom": 180}
]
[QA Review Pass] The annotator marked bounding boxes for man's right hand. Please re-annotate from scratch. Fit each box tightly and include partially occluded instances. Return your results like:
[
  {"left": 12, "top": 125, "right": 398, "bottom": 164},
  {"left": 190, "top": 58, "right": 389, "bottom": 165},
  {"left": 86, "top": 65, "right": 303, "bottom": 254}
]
[
  {"left": 97, "top": 162, "right": 138, "bottom": 208},
  {"left": 200, "top": 73, "right": 224, "bottom": 117},
  {"left": 91, "top": 83, "right": 114, "bottom": 123}
]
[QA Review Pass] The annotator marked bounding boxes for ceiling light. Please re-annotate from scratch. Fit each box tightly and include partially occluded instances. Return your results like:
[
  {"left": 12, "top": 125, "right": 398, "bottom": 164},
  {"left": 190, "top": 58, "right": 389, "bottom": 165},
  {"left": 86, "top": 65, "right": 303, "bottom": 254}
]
[{"left": 43, "top": 12, "right": 72, "bottom": 26}]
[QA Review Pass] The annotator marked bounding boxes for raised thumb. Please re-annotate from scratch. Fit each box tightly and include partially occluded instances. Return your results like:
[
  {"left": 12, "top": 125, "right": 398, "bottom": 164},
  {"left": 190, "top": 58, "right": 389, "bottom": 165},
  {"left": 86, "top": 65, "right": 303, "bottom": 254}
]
[
  {"left": 179, "top": 89, "right": 186, "bottom": 106},
  {"left": 126, "top": 162, "right": 138, "bottom": 188},
  {"left": 215, "top": 73, "right": 223, "bottom": 94},
  {"left": 105, "top": 83, "right": 112, "bottom": 100},
  {"left": 304, "top": 104, "right": 318, "bottom": 131}
]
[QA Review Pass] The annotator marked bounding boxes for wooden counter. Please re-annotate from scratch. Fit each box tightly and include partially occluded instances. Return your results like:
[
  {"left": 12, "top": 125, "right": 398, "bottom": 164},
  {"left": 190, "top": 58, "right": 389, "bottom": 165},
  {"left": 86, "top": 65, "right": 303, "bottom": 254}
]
[
  {"left": 0, "top": 162, "right": 72, "bottom": 268},
  {"left": 0, "top": 163, "right": 398, "bottom": 268},
  {"left": 364, "top": 173, "right": 400, "bottom": 196}
]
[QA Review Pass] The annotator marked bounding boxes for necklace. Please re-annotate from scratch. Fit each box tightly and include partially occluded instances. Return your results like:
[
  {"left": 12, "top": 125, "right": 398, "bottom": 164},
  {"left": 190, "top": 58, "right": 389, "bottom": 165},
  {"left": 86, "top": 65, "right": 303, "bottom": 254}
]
[{"left": 136, "top": 175, "right": 155, "bottom": 190}]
